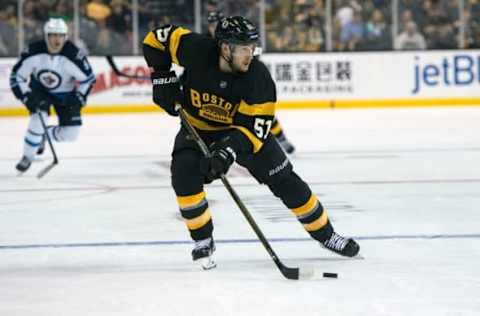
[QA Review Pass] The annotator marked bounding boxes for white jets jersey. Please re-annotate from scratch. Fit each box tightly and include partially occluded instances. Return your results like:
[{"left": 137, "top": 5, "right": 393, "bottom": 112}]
[{"left": 10, "top": 40, "right": 95, "bottom": 102}]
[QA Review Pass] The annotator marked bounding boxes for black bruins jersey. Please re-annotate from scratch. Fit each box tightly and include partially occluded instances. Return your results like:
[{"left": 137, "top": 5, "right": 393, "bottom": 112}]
[{"left": 143, "top": 26, "right": 276, "bottom": 153}]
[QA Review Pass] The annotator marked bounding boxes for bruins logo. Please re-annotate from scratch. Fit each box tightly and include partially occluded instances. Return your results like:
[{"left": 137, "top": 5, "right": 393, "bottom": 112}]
[{"left": 199, "top": 104, "right": 233, "bottom": 124}]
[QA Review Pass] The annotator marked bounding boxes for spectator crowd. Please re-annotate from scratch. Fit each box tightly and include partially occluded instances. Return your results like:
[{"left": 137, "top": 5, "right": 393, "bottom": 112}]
[
  {"left": 1, "top": 0, "right": 480, "bottom": 56},
  {"left": 265, "top": 0, "right": 480, "bottom": 51}
]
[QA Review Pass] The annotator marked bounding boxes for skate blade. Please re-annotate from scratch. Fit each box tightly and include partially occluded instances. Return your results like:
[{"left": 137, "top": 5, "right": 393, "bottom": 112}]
[
  {"left": 16, "top": 170, "right": 26, "bottom": 177},
  {"left": 200, "top": 257, "right": 217, "bottom": 270},
  {"left": 354, "top": 253, "right": 365, "bottom": 260}
]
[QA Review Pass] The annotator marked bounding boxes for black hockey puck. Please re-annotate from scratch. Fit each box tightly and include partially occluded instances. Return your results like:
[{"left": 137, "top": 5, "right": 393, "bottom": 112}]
[{"left": 322, "top": 272, "right": 338, "bottom": 278}]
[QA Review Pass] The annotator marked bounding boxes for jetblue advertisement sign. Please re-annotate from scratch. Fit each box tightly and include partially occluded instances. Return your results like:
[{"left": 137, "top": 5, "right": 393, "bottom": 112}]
[{"left": 412, "top": 54, "right": 480, "bottom": 94}]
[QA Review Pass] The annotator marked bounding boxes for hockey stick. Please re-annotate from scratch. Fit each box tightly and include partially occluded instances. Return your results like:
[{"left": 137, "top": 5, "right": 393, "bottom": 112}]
[
  {"left": 106, "top": 55, "right": 150, "bottom": 80},
  {"left": 177, "top": 105, "right": 313, "bottom": 280},
  {"left": 37, "top": 111, "right": 58, "bottom": 178}
]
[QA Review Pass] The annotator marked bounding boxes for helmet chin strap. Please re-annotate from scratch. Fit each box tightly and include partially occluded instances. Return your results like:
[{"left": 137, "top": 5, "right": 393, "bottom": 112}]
[{"left": 221, "top": 43, "right": 240, "bottom": 73}]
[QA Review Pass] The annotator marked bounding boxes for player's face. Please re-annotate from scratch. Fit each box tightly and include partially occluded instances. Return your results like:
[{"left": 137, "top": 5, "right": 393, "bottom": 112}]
[
  {"left": 230, "top": 43, "right": 255, "bottom": 73},
  {"left": 47, "top": 33, "right": 67, "bottom": 53}
]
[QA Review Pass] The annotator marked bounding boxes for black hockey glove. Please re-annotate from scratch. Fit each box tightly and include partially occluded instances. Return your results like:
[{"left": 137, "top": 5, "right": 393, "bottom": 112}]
[
  {"left": 23, "top": 90, "right": 51, "bottom": 113},
  {"left": 63, "top": 91, "right": 86, "bottom": 111},
  {"left": 201, "top": 138, "right": 237, "bottom": 181},
  {"left": 151, "top": 70, "right": 179, "bottom": 116}
]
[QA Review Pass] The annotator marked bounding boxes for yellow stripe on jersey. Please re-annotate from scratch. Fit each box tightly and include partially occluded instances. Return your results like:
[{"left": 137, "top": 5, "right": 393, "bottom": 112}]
[
  {"left": 169, "top": 27, "right": 191, "bottom": 65},
  {"left": 143, "top": 31, "right": 165, "bottom": 51},
  {"left": 177, "top": 191, "right": 206, "bottom": 209},
  {"left": 232, "top": 125, "right": 264, "bottom": 153},
  {"left": 237, "top": 100, "right": 275, "bottom": 116},
  {"left": 185, "top": 209, "right": 212, "bottom": 230},
  {"left": 291, "top": 194, "right": 317, "bottom": 217},
  {"left": 182, "top": 111, "right": 263, "bottom": 153},
  {"left": 303, "top": 210, "right": 329, "bottom": 232}
]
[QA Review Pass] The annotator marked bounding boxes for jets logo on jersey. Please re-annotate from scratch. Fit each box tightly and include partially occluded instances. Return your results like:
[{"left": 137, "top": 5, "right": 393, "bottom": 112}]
[{"left": 37, "top": 69, "right": 62, "bottom": 89}]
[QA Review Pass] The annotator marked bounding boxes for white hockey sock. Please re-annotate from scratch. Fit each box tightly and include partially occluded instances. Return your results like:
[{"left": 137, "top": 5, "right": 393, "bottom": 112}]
[{"left": 22, "top": 112, "right": 48, "bottom": 159}]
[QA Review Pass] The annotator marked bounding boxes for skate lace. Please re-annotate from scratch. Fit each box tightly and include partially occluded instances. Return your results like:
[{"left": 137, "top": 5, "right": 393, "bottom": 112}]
[{"left": 324, "top": 233, "right": 348, "bottom": 251}]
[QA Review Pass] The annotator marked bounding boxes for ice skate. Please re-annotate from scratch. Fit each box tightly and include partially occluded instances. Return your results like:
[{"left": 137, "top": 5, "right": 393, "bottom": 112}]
[
  {"left": 15, "top": 155, "right": 32, "bottom": 173},
  {"left": 192, "top": 237, "right": 216, "bottom": 270},
  {"left": 321, "top": 232, "right": 360, "bottom": 257}
]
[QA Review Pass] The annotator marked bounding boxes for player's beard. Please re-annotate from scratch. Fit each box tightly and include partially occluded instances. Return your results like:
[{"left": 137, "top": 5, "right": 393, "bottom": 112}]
[{"left": 231, "top": 55, "right": 252, "bottom": 73}]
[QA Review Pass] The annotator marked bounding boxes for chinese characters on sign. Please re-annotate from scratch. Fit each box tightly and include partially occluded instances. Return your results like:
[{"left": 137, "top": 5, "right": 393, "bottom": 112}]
[{"left": 264, "top": 60, "right": 353, "bottom": 94}]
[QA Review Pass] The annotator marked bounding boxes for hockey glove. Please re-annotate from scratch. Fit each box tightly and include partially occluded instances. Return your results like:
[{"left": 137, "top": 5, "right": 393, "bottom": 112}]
[
  {"left": 201, "top": 138, "right": 237, "bottom": 181},
  {"left": 63, "top": 91, "right": 86, "bottom": 111},
  {"left": 151, "top": 70, "right": 179, "bottom": 116},
  {"left": 23, "top": 90, "right": 51, "bottom": 113}
]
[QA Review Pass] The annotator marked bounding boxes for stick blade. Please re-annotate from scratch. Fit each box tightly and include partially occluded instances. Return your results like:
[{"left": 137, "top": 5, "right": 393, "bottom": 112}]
[
  {"left": 105, "top": 55, "right": 150, "bottom": 80},
  {"left": 280, "top": 263, "right": 316, "bottom": 280},
  {"left": 279, "top": 264, "right": 300, "bottom": 280},
  {"left": 37, "top": 162, "right": 57, "bottom": 179}
]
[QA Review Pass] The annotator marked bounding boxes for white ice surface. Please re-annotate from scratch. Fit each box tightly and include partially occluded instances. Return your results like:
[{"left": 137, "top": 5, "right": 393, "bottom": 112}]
[{"left": 1, "top": 107, "right": 480, "bottom": 316}]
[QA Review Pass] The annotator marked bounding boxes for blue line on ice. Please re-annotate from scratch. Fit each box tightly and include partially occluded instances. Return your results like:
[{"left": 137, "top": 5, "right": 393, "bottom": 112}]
[{"left": 1, "top": 233, "right": 479, "bottom": 250}]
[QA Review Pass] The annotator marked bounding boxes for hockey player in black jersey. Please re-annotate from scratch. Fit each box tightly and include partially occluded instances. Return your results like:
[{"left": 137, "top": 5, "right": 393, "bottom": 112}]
[
  {"left": 10, "top": 18, "right": 95, "bottom": 173},
  {"left": 206, "top": 11, "right": 296, "bottom": 154},
  {"left": 143, "top": 16, "right": 359, "bottom": 269}
]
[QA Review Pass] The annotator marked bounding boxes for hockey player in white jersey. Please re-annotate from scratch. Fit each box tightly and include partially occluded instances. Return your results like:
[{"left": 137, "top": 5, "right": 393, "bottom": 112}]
[{"left": 10, "top": 18, "right": 95, "bottom": 173}]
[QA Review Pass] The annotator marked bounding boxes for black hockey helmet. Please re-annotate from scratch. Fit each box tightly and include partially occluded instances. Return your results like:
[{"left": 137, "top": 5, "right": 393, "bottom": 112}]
[
  {"left": 214, "top": 16, "right": 259, "bottom": 45},
  {"left": 207, "top": 10, "right": 224, "bottom": 23}
]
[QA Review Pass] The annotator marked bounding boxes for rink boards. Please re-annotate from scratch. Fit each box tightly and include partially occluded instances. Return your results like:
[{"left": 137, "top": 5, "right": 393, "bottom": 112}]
[{"left": 1, "top": 50, "right": 480, "bottom": 116}]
